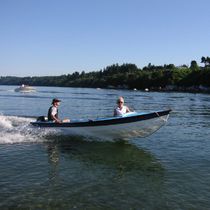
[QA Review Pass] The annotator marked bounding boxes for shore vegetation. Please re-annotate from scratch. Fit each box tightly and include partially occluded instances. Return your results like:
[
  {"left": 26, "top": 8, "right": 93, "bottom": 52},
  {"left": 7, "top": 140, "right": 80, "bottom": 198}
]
[{"left": 1, "top": 56, "right": 210, "bottom": 92}]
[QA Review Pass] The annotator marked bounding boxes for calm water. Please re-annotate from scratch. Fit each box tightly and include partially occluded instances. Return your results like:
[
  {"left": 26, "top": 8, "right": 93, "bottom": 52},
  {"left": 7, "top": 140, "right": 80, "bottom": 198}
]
[{"left": 0, "top": 85, "right": 210, "bottom": 209}]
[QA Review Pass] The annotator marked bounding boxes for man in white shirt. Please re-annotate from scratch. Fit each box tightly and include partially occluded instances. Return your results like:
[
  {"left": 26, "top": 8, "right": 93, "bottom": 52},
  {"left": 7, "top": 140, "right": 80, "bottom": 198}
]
[{"left": 114, "top": 96, "right": 131, "bottom": 116}]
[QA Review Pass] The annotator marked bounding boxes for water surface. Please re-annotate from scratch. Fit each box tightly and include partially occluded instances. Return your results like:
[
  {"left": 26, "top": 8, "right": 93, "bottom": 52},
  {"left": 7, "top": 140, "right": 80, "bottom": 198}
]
[{"left": 0, "top": 85, "right": 210, "bottom": 209}]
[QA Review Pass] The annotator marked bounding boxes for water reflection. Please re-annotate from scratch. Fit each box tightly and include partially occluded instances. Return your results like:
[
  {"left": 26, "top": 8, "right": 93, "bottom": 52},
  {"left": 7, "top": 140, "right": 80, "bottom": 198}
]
[
  {"left": 43, "top": 136, "right": 167, "bottom": 209},
  {"left": 47, "top": 143, "right": 60, "bottom": 183},
  {"left": 46, "top": 136, "right": 164, "bottom": 179}
]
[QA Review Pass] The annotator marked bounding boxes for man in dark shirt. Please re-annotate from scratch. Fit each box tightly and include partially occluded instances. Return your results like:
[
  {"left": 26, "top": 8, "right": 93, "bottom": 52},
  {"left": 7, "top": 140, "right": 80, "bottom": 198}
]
[{"left": 48, "top": 98, "right": 62, "bottom": 123}]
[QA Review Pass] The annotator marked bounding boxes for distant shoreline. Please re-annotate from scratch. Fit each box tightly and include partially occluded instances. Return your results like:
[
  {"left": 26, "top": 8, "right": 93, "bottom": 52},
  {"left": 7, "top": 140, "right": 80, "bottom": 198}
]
[
  {"left": 1, "top": 61, "right": 210, "bottom": 94},
  {"left": 1, "top": 84, "right": 210, "bottom": 95}
]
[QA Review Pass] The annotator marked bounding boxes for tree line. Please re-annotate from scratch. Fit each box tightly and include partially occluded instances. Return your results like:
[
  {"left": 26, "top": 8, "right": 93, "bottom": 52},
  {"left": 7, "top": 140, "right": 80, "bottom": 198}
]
[{"left": 0, "top": 57, "right": 210, "bottom": 92}]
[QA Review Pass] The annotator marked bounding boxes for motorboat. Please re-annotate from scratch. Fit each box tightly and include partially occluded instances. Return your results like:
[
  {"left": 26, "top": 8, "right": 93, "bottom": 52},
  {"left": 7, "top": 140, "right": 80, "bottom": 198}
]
[
  {"left": 30, "top": 110, "right": 171, "bottom": 140},
  {"left": 15, "top": 84, "right": 36, "bottom": 92}
]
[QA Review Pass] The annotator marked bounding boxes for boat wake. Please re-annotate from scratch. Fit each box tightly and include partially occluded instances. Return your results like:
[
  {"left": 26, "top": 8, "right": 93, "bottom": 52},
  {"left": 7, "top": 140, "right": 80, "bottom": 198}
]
[{"left": 0, "top": 114, "right": 57, "bottom": 144}]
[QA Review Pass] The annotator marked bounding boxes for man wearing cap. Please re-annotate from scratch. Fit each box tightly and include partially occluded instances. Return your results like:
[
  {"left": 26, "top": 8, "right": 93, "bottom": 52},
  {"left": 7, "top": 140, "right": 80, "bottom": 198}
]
[{"left": 48, "top": 98, "right": 62, "bottom": 123}]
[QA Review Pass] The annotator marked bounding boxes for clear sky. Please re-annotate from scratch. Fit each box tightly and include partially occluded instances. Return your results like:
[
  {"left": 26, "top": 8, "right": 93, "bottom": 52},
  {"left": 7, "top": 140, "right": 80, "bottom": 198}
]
[{"left": 0, "top": 0, "right": 210, "bottom": 76}]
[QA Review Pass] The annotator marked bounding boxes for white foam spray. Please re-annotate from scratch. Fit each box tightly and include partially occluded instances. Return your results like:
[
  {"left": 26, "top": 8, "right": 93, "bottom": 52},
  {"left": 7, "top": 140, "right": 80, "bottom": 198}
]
[{"left": 0, "top": 115, "right": 57, "bottom": 144}]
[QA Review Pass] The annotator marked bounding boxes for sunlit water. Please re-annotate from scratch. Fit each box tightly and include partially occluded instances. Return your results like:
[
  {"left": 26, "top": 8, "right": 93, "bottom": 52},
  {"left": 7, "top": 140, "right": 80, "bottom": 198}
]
[{"left": 0, "top": 85, "right": 210, "bottom": 209}]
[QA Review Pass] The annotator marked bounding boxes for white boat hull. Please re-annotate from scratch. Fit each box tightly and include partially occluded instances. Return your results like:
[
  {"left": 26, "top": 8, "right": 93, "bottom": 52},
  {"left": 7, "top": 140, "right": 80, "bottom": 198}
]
[
  {"left": 31, "top": 110, "right": 171, "bottom": 140},
  {"left": 58, "top": 114, "right": 169, "bottom": 140}
]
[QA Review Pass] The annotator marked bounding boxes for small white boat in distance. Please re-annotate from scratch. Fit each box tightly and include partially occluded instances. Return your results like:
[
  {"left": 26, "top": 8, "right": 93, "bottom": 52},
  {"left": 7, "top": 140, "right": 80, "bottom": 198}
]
[{"left": 15, "top": 84, "right": 36, "bottom": 93}]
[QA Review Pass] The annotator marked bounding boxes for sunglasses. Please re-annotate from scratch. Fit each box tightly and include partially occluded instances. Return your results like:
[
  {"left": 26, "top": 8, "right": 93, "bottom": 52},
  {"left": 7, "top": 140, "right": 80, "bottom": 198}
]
[{"left": 118, "top": 101, "right": 124, "bottom": 104}]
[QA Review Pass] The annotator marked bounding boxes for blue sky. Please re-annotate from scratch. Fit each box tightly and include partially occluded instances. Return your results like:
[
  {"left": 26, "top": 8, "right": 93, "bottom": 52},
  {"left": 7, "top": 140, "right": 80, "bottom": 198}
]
[{"left": 0, "top": 0, "right": 210, "bottom": 76}]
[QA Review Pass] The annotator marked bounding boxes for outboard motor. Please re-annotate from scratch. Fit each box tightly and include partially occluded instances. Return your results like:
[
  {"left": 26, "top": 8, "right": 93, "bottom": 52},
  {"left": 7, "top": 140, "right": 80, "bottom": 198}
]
[{"left": 36, "top": 116, "right": 48, "bottom": 122}]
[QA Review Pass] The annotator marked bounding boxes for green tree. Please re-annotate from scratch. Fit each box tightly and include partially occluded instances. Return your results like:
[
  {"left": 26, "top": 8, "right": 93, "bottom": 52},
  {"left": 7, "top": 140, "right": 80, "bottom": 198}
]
[
  {"left": 201, "top": 56, "right": 210, "bottom": 67},
  {"left": 190, "top": 60, "right": 199, "bottom": 71}
]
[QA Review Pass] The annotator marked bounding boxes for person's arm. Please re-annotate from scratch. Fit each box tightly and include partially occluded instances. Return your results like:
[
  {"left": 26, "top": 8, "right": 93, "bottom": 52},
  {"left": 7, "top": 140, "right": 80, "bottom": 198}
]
[
  {"left": 126, "top": 106, "right": 131, "bottom": 113},
  {"left": 113, "top": 108, "right": 117, "bottom": 116},
  {"left": 51, "top": 107, "right": 62, "bottom": 123},
  {"left": 51, "top": 114, "right": 62, "bottom": 123}
]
